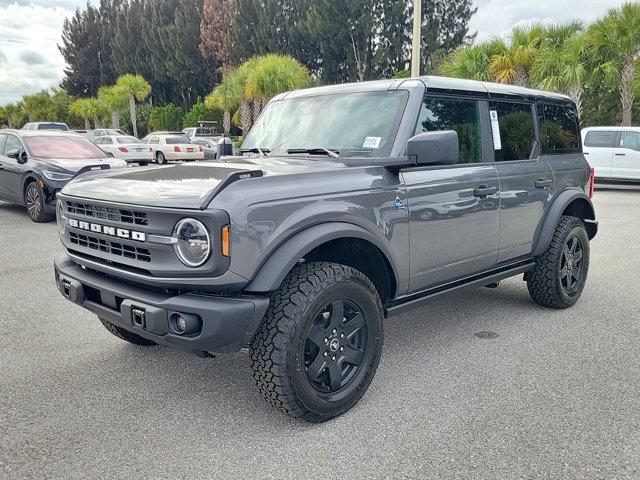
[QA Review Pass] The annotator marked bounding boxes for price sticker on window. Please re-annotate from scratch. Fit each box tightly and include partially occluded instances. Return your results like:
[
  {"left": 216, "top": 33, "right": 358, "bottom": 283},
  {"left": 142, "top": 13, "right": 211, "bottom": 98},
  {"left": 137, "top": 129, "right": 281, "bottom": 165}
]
[{"left": 489, "top": 109, "right": 502, "bottom": 150}]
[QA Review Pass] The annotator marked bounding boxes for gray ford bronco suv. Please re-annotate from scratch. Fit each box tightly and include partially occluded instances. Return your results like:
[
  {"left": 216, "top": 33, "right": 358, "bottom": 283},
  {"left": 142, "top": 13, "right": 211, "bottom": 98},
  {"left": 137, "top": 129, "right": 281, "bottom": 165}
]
[{"left": 54, "top": 76, "right": 597, "bottom": 422}]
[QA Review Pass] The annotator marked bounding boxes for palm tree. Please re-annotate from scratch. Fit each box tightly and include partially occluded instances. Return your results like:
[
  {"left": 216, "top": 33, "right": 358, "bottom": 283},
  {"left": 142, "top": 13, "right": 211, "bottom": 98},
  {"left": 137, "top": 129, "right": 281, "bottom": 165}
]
[
  {"left": 439, "top": 43, "right": 502, "bottom": 81},
  {"left": 98, "top": 85, "right": 128, "bottom": 129},
  {"left": 489, "top": 24, "right": 545, "bottom": 86},
  {"left": 587, "top": 3, "right": 640, "bottom": 126},
  {"left": 533, "top": 30, "right": 589, "bottom": 117},
  {"left": 115, "top": 74, "right": 151, "bottom": 137},
  {"left": 233, "top": 59, "right": 259, "bottom": 135},
  {"left": 245, "top": 54, "right": 311, "bottom": 121},
  {"left": 205, "top": 74, "right": 242, "bottom": 135},
  {"left": 69, "top": 98, "right": 106, "bottom": 129}
]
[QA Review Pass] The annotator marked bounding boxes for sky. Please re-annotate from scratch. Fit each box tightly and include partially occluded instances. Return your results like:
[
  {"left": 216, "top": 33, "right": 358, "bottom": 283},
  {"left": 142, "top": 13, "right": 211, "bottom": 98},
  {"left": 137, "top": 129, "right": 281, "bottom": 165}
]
[{"left": 0, "top": 0, "right": 629, "bottom": 104}]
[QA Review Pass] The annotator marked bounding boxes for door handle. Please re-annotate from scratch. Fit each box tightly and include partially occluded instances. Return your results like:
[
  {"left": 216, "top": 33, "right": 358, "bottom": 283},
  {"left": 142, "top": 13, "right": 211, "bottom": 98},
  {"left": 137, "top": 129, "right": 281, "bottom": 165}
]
[
  {"left": 473, "top": 185, "right": 498, "bottom": 198},
  {"left": 615, "top": 153, "right": 626, "bottom": 156},
  {"left": 535, "top": 178, "right": 553, "bottom": 188}
]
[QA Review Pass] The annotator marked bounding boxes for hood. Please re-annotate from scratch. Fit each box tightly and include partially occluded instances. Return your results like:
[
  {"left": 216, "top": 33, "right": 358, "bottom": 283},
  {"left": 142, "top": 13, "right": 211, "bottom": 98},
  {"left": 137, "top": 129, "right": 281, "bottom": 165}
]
[
  {"left": 39, "top": 156, "right": 126, "bottom": 171},
  {"left": 61, "top": 157, "right": 342, "bottom": 209}
]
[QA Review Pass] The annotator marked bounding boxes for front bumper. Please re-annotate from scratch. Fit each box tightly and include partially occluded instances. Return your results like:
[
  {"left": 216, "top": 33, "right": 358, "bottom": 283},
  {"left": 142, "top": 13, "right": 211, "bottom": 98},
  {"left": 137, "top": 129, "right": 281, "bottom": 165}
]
[{"left": 54, "top": 255, "right": 269, "bottom": 354}]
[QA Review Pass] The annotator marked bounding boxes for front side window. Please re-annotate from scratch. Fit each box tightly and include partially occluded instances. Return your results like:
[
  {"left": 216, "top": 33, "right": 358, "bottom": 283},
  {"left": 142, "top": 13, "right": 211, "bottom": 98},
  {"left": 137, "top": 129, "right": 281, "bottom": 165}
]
[
  {"left": 4, "top": 135, "right": 23, "bottom": 155},
  {"left": 165, "top": 136, "right": 190, "bottom": 144},
  {"left": 23, "top": 136, "right": 106, "bottom": 159},
  {"left": 244, "top": 90, "right": 409, "bottom": 157},
  {"left": 619, "top": 131, "right": 640, "bottom": 151},
  {"left": 540, "top": 103, "right": 581, "bottom": 154},
  {"left": 489, "top": 101, "right": 536, "bottom": 161},
  {"left": 584, "top": 131, "right": 616, "bottom": 148},
  {"left": 415, "top": 96, "right": 482, "bottom": 164}
]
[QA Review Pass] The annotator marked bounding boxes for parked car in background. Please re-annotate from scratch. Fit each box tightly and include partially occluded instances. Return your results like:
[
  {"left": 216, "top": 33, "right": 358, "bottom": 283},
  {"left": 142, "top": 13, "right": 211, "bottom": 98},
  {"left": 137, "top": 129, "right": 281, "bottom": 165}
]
[
  {"left": 582, "top": 127, "right": 640, "bottom": 182},
  {"left": 90, "top": 128, "right": 128, "bottom": 138},
  {"left": 190, "top": 137, "right": 220, "bottom": 159},
  {"left": 182, "top": 122, "right": 218, "bottom": 140},
  {"left": 92, "top": 135, "right": 153, "bottom": 165},
  {"left": 22, "top": 122, "right": 69, "bottom": 131},
  {"left": 0, "top": 130, "right": 126, "bottom": 222},
  {"left": 142, "top": 132, "right": 204, "bottom": 164}
]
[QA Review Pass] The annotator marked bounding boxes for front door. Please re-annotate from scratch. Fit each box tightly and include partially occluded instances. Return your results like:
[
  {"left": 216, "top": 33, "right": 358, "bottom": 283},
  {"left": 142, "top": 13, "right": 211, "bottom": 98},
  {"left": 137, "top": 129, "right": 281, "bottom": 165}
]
[
  {"left": 0, "top": 134, "right": 26, "bottom": 203},
  {"left": 489, "top": 100, "right": 554, "bottom": 262},
  {"left": 613, "top": 131, "right": 640, "bottom": 180},
  {"left": 583, "top": 129, "right": 616, "bottom": 179},
  {"left": 403, "top": 95, "right": 500, "bottom": 292}
]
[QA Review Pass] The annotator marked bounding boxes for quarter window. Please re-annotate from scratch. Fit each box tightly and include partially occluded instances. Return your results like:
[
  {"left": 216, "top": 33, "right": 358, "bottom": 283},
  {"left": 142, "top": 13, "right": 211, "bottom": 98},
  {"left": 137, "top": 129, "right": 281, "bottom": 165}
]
[
  {"left": 489, "top": 101, "right": 536, "bottom": 161},
  {"left": 584, "top": 131, "right": 616, "bottom": 148},
  {"left": 415, "top": 96, "right": 482, "bottom": 163},
  {"left": 540, "top": 103, "right": 581, "bottom": 154},
  {"left": 619, "top": 131, "right": 640, "bottom": 151}
]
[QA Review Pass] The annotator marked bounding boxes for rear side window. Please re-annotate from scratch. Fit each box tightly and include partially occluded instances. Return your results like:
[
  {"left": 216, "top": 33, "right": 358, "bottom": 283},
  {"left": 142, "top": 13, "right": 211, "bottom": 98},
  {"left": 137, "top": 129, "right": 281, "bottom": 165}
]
[
  {"left": 489, "top": 101, "right": 536, "bottom": 161},
  {"left": 584, "top": 131, "right": 616, "bottom": 148},
  {"left": 415, "top": 96, "right": 482, "bottom": 164},
  {"left": 165, "top": 136, "right": 190, "bottom": 144},
  {"left": 540, "top": 103, "right": 581, "bottom": 154},
  {"left": 619, "top": 131, "right": 640, "bottom": 151}
]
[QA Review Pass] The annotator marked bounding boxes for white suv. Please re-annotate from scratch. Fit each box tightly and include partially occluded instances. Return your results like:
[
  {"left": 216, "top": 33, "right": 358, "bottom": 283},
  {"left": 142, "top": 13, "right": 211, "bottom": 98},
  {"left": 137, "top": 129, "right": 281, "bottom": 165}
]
[{"left": 582, "top": 126, "right": 640, "bottom": 181}]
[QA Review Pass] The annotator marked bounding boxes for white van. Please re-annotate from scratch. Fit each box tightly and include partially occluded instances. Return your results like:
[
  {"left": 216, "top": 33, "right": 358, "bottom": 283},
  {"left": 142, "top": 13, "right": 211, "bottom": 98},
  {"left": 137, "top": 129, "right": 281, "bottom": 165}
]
[{"left": 582, "top": 126, "right": 640, "bottom": 181}]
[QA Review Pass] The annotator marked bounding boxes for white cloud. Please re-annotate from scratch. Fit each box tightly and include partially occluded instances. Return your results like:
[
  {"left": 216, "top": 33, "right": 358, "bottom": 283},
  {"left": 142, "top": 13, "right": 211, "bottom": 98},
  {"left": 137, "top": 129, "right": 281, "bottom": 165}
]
[{"left": 470, "top": 0, "right": 627, "bottom": 41}]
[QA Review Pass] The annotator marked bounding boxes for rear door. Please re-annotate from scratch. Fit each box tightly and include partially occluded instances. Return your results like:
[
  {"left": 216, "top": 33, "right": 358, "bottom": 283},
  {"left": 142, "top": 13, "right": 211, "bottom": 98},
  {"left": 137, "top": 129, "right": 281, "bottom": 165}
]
[
  {"left": 613, "top": 131, "right": 640, "bottom": 180},
  {"left": 0, "top": 133, "right": 8, "bottom": 200},
  {"left": 489, "top": 100, "right": 554, "bottom": 262},
  {"left": 583, "top": 129, "right": 615, "bottom": 178},
  {"left": 403, "top": 95, "right": 500, "bottom": 291}
]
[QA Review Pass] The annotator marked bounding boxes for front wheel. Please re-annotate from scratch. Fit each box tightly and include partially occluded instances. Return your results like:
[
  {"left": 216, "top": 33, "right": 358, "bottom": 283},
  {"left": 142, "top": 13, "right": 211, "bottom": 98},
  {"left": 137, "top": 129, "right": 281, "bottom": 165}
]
[
  {"left": 156, "top": 152, "right": 166, "bottom": 165},
  {"left": 25, "top": 181, "right": 53, "bottom": 223},
  {"left": 250, "top": 262, "right": 384, "bottom": 422},
  {"left": 526, "top": 215, "right": 590, "bottom": 309}
]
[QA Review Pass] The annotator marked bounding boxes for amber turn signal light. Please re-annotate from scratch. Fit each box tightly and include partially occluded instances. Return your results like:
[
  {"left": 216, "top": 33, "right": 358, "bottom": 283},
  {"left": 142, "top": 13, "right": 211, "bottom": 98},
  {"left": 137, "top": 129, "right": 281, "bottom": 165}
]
[{"left": 221, "top": 225, "right": 230, "bottom": 256}]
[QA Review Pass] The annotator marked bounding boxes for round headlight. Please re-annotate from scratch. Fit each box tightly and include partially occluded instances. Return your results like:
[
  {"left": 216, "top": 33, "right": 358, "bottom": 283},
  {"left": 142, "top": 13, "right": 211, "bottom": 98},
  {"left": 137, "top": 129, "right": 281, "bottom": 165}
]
[
  {"left": 173, "top": 218, "right": 211, "bottom": 267},
  {"left": 57, "top": 200, "right": 66, "bottom": 236}
]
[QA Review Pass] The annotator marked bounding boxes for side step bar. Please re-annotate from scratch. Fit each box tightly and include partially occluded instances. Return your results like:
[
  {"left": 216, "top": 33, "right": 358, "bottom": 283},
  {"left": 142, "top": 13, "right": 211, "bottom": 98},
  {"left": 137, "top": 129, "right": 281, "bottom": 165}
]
[{"left": 384, "top": 260, "right": 535, "bottom": 318}]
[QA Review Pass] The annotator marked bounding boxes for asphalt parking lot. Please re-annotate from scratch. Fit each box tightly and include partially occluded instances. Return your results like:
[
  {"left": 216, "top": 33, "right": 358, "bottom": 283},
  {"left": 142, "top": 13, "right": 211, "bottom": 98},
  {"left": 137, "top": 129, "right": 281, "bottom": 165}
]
[{"left": 1, "top": 186, "right": 639, "bottom": 480}]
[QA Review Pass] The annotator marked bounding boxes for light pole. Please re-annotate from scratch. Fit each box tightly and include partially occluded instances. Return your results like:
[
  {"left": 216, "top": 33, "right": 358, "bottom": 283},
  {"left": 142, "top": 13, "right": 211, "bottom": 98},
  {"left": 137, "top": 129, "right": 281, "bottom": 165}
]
[{"left": 411, "top": 0, "right": 422, "bottom": 77}]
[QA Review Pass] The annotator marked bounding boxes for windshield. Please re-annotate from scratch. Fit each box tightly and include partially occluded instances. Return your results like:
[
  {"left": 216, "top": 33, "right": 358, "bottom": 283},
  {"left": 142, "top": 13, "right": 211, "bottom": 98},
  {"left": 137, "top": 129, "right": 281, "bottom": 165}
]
[
  {"left": 24, "top": 136, "right": 107, "bottom": 159},
  {"left": 117, "top": 136, "right": 140, "bottom": 144},
  {"left": 243, "top": 91, "right": 409, "bottom": 157}
]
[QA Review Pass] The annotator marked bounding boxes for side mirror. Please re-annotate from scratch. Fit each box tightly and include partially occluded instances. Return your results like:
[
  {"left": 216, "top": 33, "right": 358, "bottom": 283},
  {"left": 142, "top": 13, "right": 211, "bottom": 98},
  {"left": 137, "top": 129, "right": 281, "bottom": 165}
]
[
  {"left": 7, "top": 149, "right": 27, "bottom": 163},
  {"left": 406, "top": 130, "right": 459, "bottom": 166}
]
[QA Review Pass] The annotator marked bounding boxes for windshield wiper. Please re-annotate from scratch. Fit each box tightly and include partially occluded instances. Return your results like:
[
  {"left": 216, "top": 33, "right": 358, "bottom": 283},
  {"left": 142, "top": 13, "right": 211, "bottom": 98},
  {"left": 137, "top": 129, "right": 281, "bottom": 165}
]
[
  {"left": 240, "top": 147, "right": 270, "bottom": 156},
  {"left": 287, "top": 147, "right": 339, "bottom": 158}
]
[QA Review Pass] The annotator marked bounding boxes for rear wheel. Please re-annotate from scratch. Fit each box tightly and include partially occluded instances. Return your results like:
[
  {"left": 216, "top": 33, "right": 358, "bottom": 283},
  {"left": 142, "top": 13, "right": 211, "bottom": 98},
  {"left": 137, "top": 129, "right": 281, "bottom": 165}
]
[
  {"left": 526, "top": 215, "right": 590, "bottom": 309},
  {"left": 24, "top": 181, "right": 53, "bottom": 223},
  {"left": 99, "top": 317, "right": 156, "bottom": 346},
  {"left": 250, "top": 262, "right": 384, "bottom": 422},
  {"left": 156, "top": 152, "right": 166, "bottom": 164}
]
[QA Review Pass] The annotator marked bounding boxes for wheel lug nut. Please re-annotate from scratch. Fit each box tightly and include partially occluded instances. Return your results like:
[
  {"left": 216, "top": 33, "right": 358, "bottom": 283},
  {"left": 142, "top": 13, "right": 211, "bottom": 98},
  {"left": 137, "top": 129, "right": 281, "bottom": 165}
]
[
  {"left": 340, "top": 346, "right": 344, "bottom": 352},
  {"left": 324, "top": 338, "right": 328, "bottom": 344},
  {"left": 331, "top": 356, "right": 336, "bottom": 361},
  {"left": 332, "top": 329, "right": 337, "bottom": 334},
  {"left": 340, "top": 333, "right": 344, "bottom": 338},
  {"left": 323, "top": 352, "right": 327, "bottom": 357}
]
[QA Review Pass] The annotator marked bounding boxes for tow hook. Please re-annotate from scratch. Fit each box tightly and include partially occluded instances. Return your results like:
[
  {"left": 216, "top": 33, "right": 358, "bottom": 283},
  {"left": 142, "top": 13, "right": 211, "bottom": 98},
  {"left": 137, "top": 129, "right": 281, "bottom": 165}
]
[
  {"left": 61, "top": 280, "right": 71, "bottom": 298},
  {"left": 131, "top": 307, "right": 146, "bottom": 328}
]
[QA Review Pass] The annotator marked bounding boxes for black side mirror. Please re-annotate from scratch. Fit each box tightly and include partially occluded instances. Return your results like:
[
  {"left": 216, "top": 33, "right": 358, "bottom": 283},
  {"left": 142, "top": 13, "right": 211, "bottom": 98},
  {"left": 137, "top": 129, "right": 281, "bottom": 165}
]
[
  {"left": 406, "top": 130, "right": 459, "bottom": 166},
  {"left": 7, "top": 149, "right": 27, "bottom": 163}
]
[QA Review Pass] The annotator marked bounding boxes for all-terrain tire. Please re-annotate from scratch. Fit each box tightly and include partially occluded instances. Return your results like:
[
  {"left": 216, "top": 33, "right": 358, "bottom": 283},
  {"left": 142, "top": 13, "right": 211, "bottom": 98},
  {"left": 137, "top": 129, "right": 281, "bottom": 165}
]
[
  {"left": 526, "top": 215, "right": 590, "bottom": 309},
  {"left": 250, "top": 261, "right": 384, "bottom": 422},
  {"left": 99, "top": 317, "right": 156, "bottom": 346}
]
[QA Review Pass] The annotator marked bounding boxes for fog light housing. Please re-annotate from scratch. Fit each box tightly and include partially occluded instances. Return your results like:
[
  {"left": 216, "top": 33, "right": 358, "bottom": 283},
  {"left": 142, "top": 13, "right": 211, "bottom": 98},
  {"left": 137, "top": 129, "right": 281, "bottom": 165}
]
[{"left": 170, "top": 312, "right": 201, "bottom": 335}]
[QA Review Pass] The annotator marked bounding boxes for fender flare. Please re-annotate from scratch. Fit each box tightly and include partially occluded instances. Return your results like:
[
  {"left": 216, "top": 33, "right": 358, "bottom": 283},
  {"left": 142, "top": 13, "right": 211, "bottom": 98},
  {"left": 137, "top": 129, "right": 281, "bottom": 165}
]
[
  {"left": 532, "top": 189, "right": 597, "bottom": 256},
  {"left": 244, "top": 222, "right": 400, "bottom": 293}
]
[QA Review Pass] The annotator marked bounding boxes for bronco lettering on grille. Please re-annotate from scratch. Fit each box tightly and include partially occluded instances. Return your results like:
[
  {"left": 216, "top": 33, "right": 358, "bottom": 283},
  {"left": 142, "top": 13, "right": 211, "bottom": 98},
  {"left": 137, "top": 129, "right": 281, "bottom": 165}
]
[{"left": 67, "top": 218, "right": 146, "bottom": 242}]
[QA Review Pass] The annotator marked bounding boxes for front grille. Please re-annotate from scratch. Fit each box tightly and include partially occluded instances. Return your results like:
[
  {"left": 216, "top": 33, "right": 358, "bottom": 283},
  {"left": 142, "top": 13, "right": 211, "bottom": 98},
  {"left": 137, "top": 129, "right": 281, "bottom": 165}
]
[
  {"left": 67, "top": 201, "right": 148, "bottom": 226},
  {"left": 69, "top": 232, "right": 152, "bottom": 262}
]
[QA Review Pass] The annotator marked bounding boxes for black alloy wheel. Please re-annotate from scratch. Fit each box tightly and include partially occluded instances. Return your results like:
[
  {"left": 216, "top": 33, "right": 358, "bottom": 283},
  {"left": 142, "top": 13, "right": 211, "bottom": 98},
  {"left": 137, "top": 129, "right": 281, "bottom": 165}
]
[
  {"left": 304, "top": 299, "right": 367, "bottom": 393},
  {"left": 559, "top": 235, "right": 585, "bottom": 294},
  {"left": 25, "top": 183, "right": 42, "bottom": 220}
]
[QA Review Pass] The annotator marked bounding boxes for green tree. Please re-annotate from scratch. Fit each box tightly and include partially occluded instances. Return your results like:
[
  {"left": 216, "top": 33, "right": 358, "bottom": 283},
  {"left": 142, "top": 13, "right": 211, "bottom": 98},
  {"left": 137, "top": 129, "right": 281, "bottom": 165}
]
[
  {"left": 148, "top": 103, "right": 184, "bottom": 132},
  {"left": 115, "top": 74, "right": 151, "bottom": 137},
  {"left": 98, "top": 85, "right": 128, "bottom": 129},
  {"left": 439, "top": 42, "right": 501, "bottom": 80},
  {"left": 21, "top": 91, "right": 54, "bottom": 122},
  {"left": 587, "top": 2, "right": 640, "bottom": 126},
  {"left": 200, "top": 0, "right": 237, "bottom": 72},
  {"left": 1, "top": 103, "right": 26, "bottom": 129},
  {"left": 489, "top": 24, "right": 545, "bottom": 86},
  {"left": 533, "top": 29, "right": 589, "bottom": 117},
  {"left": 182, "top": 99, "right": 223, "bottom": 131},
  {"left": 206, "top": 73, "right": 243, "bottom": 134},
  {"left": 69, "top": 98, "right": 107, "bottom": 129}
]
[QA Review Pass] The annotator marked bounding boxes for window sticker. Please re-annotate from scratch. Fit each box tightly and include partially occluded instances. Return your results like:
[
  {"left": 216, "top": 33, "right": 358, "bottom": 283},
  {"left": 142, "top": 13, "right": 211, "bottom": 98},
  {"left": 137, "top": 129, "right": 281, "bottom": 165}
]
[
  {"left": 489, "top": 109, "right": 502, "bottom": 150},
  {"left": 363, "top": 136, "right": 382, "bottom": 149}
]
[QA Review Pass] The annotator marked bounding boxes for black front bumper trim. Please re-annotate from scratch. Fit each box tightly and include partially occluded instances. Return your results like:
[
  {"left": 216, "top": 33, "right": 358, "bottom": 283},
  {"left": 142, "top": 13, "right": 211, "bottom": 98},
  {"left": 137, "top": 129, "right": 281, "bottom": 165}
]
[{"left": 54, "top": 255, "right": 269, "bottom": 354}]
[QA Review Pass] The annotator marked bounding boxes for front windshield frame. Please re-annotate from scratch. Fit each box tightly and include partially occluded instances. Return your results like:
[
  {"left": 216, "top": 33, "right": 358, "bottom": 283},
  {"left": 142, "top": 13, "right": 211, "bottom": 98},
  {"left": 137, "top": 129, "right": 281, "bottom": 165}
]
[{"left": 243, "top": 90, "right": 409, "bottom": 158}]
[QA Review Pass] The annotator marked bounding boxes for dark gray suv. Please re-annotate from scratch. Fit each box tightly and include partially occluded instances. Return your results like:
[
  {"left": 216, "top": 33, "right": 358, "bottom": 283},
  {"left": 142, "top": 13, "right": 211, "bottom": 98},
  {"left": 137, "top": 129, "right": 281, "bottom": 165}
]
[{"left": 53, "top": 76, "right": 597, "bottom": 422}]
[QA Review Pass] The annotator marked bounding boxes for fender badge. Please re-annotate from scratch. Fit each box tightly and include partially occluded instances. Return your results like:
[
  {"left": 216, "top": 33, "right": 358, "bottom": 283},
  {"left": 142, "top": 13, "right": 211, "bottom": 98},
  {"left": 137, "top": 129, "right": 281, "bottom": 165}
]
[{"left": 394, "top": 196, "right": 406, "bottom": 210}]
